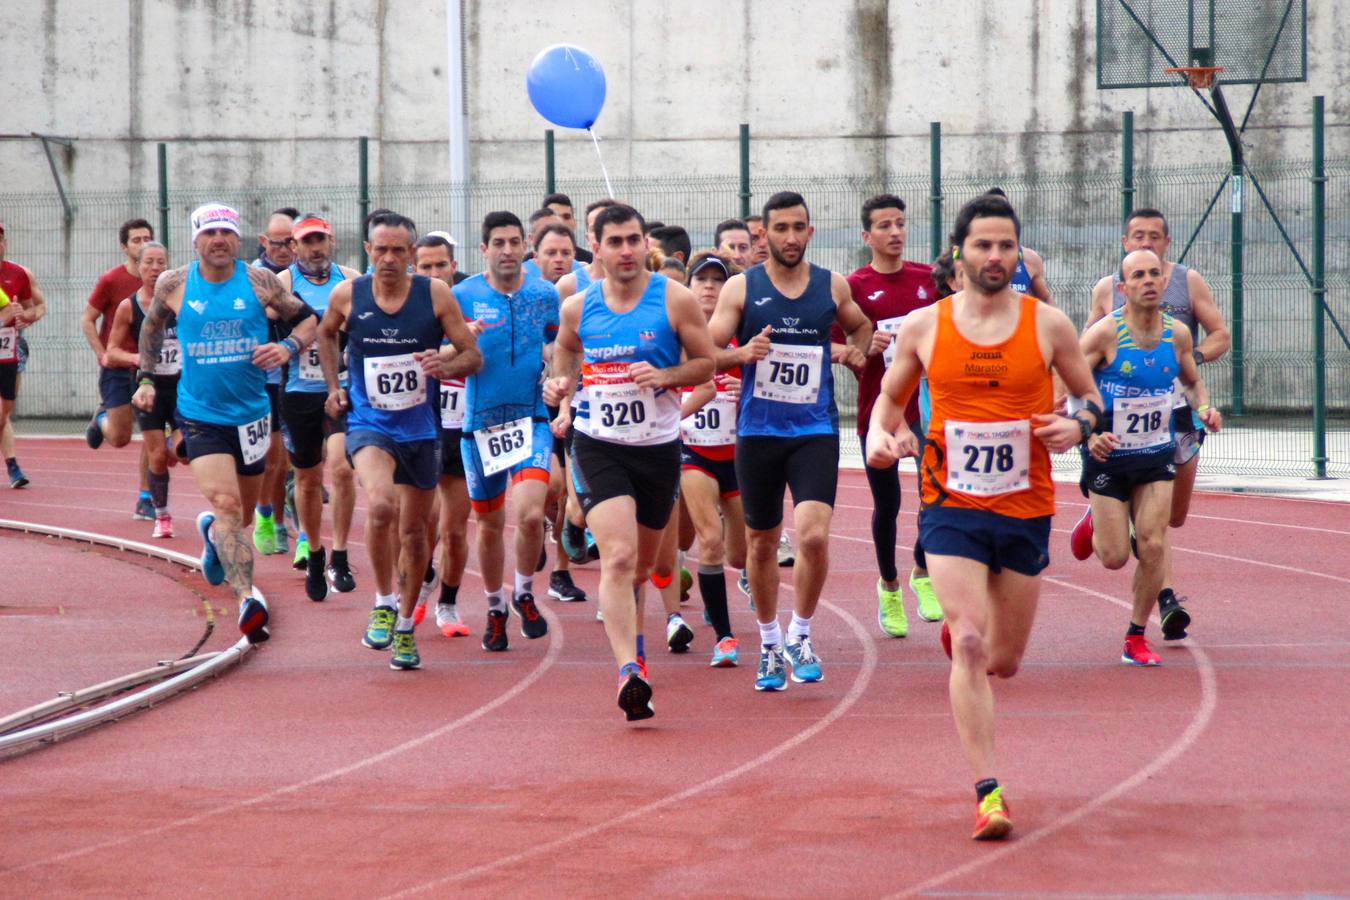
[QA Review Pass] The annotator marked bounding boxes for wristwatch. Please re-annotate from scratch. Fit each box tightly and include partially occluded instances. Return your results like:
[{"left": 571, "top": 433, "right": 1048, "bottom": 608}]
[{"left": 1193, "top": 349, "right": 1205, "bottom": 365}]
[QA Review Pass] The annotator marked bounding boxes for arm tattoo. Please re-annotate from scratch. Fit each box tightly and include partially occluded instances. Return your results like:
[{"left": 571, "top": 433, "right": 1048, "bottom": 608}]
[
  {"left": 139, "top": 268, "right": 185, "bottom": 373},
  {"left": 247, "top": 267, "right": 307, "bottom": 320}
]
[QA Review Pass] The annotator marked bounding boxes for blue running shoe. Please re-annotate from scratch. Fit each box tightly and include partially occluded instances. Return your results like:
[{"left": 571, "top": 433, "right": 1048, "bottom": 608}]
[
  {"left": 238, "top": 587, "right": 270, "bottom": 644},
  {"left": 785, "top": 636, "right": 824, "bottom": 683},
  {"left": 755, "top": 645, "right": 788, "bottom": 691},
  {"left": 364, "top": 606, "right": 397, "bottom": 650},
  {"left": 196, "top": 511, "right": 225, "bottom": 585},
  {"left": 389, "top": 628, "right": 421, "bottom": 670},
  {"left": 8, "top": 459, "right": 29, "bottom": 489},
  {"left": 710, "top": 636, "right": 739, "bottom": 668}
]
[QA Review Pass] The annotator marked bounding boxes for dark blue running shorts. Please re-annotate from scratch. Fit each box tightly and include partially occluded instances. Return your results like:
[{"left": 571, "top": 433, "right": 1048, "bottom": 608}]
[{"left": 918, "top": 506, "right": 1051, "bottom": 577}]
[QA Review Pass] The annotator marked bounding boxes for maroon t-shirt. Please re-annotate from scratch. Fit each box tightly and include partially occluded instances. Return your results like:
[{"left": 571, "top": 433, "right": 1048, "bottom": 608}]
[
  {"left": 87, "top": 264, "right": 143, "bottom": 347},
  {"left": 834, "top": 261, "right": 936, "bottom": 435}
]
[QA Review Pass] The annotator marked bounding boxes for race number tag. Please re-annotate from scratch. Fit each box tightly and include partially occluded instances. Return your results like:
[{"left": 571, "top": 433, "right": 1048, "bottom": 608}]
[
  {"left": 154, "top": 337, "right": 182, "bottom": 376},
  {"left": 299, "top": 344, "right": 323, "bottom": 382},
  {"left": 752, "top": 343, "right": 823, "bottom": 404},
  {"left": 877, "top": 315, "right": 907, "bottom": 368},
  {"left": 680, "top": 392, "right": 737, "bottom": 447},
  {"left": 238, "top": 415, "right": 271, "bottom": 466},
  {"left": 1115, "top": 392, "right": 1173, "bottom": 451},
  {"left": 588, "top": 381, "right": 658, "bottom": 443},
  {"left": 474, "top": 416, "right": 532, "bottom": 476},
  {"left": 944, "top": 419, "right": 1031, "bottom": 497},
  {"left": 363, "top": 353, "right": 425, "bottom": 411},
  {"left": 0, "top": 327, "right": 17, "bottom": 364},
  {"left": 439, "top": 378, "right": 465, "bottom": 430}
]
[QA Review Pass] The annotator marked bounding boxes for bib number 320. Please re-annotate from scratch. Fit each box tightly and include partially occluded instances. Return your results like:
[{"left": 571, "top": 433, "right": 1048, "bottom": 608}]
[{"left": 944, "top": 419, "right": 1031, "bottom": 497}]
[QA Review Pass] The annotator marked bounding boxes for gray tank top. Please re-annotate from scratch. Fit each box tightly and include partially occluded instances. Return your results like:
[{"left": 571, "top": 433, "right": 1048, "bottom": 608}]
[{"left": 1111, "top": 262, "right": 1195, "bottom": 340}]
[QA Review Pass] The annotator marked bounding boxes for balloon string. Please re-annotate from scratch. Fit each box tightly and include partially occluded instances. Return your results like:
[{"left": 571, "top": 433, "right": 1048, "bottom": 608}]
[{"left": 588, "top": 128, "right": 615, "bottom": 199}]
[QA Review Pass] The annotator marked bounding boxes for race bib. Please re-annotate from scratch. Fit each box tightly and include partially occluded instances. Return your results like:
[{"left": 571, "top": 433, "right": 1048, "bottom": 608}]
[
  {"left": 439, "top": 378, "right": 465, "bottom": 430},
  {"left": 945, "top": 419, "right": 1031, "bottom": 497},
  {"left": 154, "top": 337, "right": 181, "bottom": 376},
  {"left": 298, "top": 344, "right": 323, "bottom": 382},
  {"left": 752, "top": 343, "right": 823, "bottom": 404},
  {"left": 877, "top": 315, "right": 907, "bottom": 368},
  {"left": 1115, "top": 392, "right": 1173, "bottom": 451},
  {"left": 681, "top": 392, "right": 737, "bottom": 447},
  {"left": 238, "top": 415, "right": 271, "bottom": 466},
  {"left": 0, "top": 327, "right": 17, "bottom": 364},
  {"left": 588, "top": 381, "right": 659, "bottom": 443},
  {"left": 474, "top": 416, "right": 532, "bottom": 476},
  {"left": 363, "top": 353, "right": 425, "bottom": 411}
]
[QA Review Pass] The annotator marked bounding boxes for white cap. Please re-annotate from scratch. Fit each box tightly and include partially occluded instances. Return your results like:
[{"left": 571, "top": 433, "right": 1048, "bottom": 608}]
[
  {"left": 425, "top": 230, "right": 458, "bottom": 247},
  {"left": 190, "top": 203, "right": 242, "bottom": 240}
]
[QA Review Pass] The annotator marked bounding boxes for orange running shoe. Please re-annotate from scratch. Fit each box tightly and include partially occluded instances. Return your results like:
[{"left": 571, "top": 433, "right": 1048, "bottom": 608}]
[
  {"left": 1122, "top": 633, "right": 1162, "bottom": 666},
  {"left": 972, "top": 787, "right": 1013, "bottom": 840}
]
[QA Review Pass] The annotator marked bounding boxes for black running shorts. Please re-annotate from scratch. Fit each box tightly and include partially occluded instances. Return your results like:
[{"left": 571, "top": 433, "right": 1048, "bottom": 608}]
[
  {"left": 570, "top": 431, "right": 680, "bottom": 531},
  {"left": 735, "top": 434, "right": 839, "bottom": 531}
]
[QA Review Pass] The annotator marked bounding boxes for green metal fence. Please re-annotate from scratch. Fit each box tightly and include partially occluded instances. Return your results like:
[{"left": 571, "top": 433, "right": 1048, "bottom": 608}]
[{"left": 0, "top": 158, "right": 1345, "bottom": 478}]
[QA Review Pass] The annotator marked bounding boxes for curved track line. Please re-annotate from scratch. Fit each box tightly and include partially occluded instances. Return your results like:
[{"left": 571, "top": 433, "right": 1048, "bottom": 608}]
[
  {"left": 3, "top": 605, "right": 565, "bottom": 878},
  {"left": 380, "top": 594, "right": 879, "bottom": 898},
  {"left": 883, "top": 577, "right": 1218, "bottom": 899}
]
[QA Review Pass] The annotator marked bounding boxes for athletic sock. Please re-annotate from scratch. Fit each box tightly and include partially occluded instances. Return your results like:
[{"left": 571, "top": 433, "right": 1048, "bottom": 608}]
[
  {"left": 514, "top": 571, "right": 533, "bottom": 597},
  {"left": 297, "top": 531, "right": 308, "bottom": 544},
  {"left": 636, "top": 634, "right": 646, "bottom": 662},
  {"left": 155, "top": 507, "right": 169, "bottom": 517},
  {"left": 147, "top": 471, "right": 169, "bottom": 509},
  {"left": 5, "top": 457, "right": 16, "bottom": 467},
  {"left": 486, "top": 590, "right": 505, "bottom": 613},
  {"left": 395, "top": 614, "right": 414, "bottom": 631},
  {"left": 976, "top": 778, "right": 1000, "bottom": 801},
  {"left": 424, "top": 560, "right": 435, "bottom": 584},
  {"left": 1127, "top": 622, "right": 1146, "bottom": 637},
  {"left": 440, "top": 582, "right": 460, "bottom": 607},
  {"left": 257, "top": 504, "right": 273, "bottom": 519},
  {"left": 698, "top": 564, "right": 732, "bottom": 640},
  {"left": 788, "top": 613, "right": 812, "bottom": 640},
  {"left": 331, "top": 548, "right": 348, "bottom": 566},
  {"left": 374, "top": 591, "right": 398, "bottom": 610},
  {"left": 1158, "top": 588, "right": 1177, "bottom": 605},
  {"left": 758, "top": 619, "right": 783, "bottom": 648},
  {"left": 619, "top": 661, "right": 641, "bottom": 679}
]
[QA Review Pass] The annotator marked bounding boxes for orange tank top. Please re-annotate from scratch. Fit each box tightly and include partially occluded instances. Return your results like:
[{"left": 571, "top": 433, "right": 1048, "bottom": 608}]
[{"left": 921, "top": 294, "right": 1055, "bottom": 518}]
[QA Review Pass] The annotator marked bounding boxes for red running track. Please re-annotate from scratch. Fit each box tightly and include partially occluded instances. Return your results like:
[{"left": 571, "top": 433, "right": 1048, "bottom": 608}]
[{"left": 1, "top": 437, "right": 1347, "bottom": 897}]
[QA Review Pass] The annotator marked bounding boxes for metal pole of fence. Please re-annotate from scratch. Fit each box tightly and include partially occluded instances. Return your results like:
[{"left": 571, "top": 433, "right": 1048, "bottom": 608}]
[
  {"left": 358, "top": 136, "right": 370, "bottom": 273},
  {"left": 1312, "top": 95, "right": 1327, "bottom": 478},
  {"left": 1120, "top": 111, "right": 1135, "bottom": 227},
  {"left": 929, "top": 122, "right": 942, "bottom": 261},
  {"left": 739, "top": 123, "right": 751, "bottom": 220},
  {"left": 544, "top": 130, "right": 556, "bottom": 194},
  {"left": 157, "top": 143, "right": 169, "bottom": 253}
]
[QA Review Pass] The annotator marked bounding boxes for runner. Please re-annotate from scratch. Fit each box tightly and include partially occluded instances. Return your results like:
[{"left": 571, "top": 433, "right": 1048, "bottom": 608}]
[
  {"left": 543, "top": 191, "right": 592, "bottom": 264},
  {"left": 455, "top": 211, "right": 560, "bottom": 652},
  {"left": 1078, "top": 249, "right": 1221, "bottom": 665},
  {"left": 713, "top": 219, "right": 753, "bottom": 270},
  {"left": 838, "top": 194, "right": 943, "bottom": 636},
  {"left": 545, "top": 203, "right": 716, "bottom": 721},
  {"left": 105, "top": 242, "right": 179, "bottom": 538},
  {"left": 744, "top": 214, "right": 769, "bottom": 265},
  {"left": 276, "top": 214, "right": 362, "bottom": 601},
  {"left": 133, "top": 203, "right": 319, "bottom": 644},
  {"left": 982, "top": 188, "right": 1055, "bottom": 305},
  {"left": 0, "top": 221, "right": 46, "bottom": 489},
  {"left": 865, "top": 192, "right": 1104, "bottom": 840},
  {"left": 319, "top": 211, "right": 482, "bottom": 670},
  {"left": 251, "top": 208, "right": 299, "bottom": 557},
  {"left": 679, "top": 250, "right": 748, "bottom": 667},
  {"left": 1076, "top": 208, "right": 1231, "bottom": 633},
  {"left": 82, "top": 218, "right": 155, "bottom": 517},
  {"left": 705, "top": 190, "right": 872, "bottom": 692}
]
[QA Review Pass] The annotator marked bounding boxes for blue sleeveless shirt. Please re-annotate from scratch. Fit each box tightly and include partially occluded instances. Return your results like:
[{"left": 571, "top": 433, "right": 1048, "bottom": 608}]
[
  {"left": 1090, "top": 309, "right": 1179, "bottom": 470},
  {"left": 345, "top": 274, "right": 443, "bottom": 441},
  {"left": 285, "top": 263, "right": 346, "bottom": 394},
  {"left": 177, "top": 261, "right": 271, "bottom": 426}
]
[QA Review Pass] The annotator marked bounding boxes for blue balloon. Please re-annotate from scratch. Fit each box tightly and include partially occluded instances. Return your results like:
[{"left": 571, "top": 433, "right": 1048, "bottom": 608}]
[{"left": 526, "top": 44, "right": 607, "bottom": 130}]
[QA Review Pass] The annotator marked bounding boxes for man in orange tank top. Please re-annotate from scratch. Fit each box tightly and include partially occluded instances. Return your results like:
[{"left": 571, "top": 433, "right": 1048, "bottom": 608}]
[{"left": 866, "top": 194, "right": 1105, "bottom": 841}]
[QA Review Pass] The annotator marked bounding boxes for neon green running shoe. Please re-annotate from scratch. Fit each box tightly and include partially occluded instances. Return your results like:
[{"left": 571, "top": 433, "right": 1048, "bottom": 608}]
[
  {"left": 877, "top": 578, "right": 908, "bottom": 637},
  {"left": 252, "top": 511, "right": 276, "bottom": 555},
  {"left": 292, "top": 537, "right": 310, "bottom": 571},
  {"left": 389, "top": 629, "right": 421, "bottom": 670},
  {"left": 363, "top": 605, "right": 397, "bottom": 650},
  {"left": 911, "top": 568, "right": 943, "bottom": 622}
]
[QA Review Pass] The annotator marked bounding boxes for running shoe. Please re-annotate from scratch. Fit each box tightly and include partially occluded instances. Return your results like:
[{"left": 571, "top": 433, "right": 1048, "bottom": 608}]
[
  {"left": 616, "top": 669, "right": 655, "bottom": 722},
  {"left": 666, "top": 614, "right": 694, "bottom": 653},
  {"left": 85, "top": 410, "right": 105, "bottom": 450},
  {"left": 363, "top": 606, "right": 397, "bottom": 650},
  {"left": 134, "top": 495, "right": 155, "bottom": 522},
  {"left": 777, "top": 533, "right": 795, "bottom": 567},
  {"left": 511, "top": 592, "right": 548, "bottom": 639},
  {"left": 238, "top": 587, "right": 270, "bottom": 644},
  {"left": 1122, "top": 633, "right": 1161, "bottom": 666},
  {"left": 710, "top": 636, "right": 739, "bottom": 668},
  {"left": 561, "top": 521, "right": 588, "bottom": 564},
  {"left": 737, "top": 569, "right": 753, "bottom": 610},
  {"left": 877, "top": 578, "right": 909, "bottom": 638},
  {"left": 785, "top": 636, "right": 824, "bottom": 683},
  {"left": 414, "top": 567, "right": 438, "bottom": 626},
  {"left": 389, "top": 629, "right": 421, "bottom": 670},
  {"left": 755, "top": 645, "right": 788, "bottom": 691},
  {"left": 252, "top": 512, "right": 276, "bottom": 555},
  {"left": 152, "top": 514, "right": 174, "bottom": 540},
  {"left": 7, "top": 459, "right": 28, "bottom": 489},
  {"left": 940, "top": 620, "right": 953, "bottom": 660},
  {"left": 482, "top": 608, "right": 510, "bottom": 651},
  {"left": 1070, "top": 508, "right": 1094, "bottom": 561},
  {"left": 274, "top": 523, "right": 290, "bottom": 556},
  {"left": 911, "top": 568, "right": 943, "bottom": 622},
  {"left": 972, "top": 787, "right": 1013, "bottom": 841},
  {"left": 547, "top": 570, "right": 587, "bottom": 602},
  {"left": 436, "top": 603, "right": 470, "bottom": 637},
  {"left": 292, "top": 537, "right": 310, "bottom": 571},
  {"left": 679, "top": 567, "right": 692, "bottom": 603},
  {"left": 1159, "top": 591, "right": 1191, "bottom": 641},
  {"left": 195, "top": 511, "right": 225, "bottom": 586},
  {"left": 326, "top": 553, "right": 356, "bottom": 593},
  {"left": 305, "top": 546, "right": 328, "bottom": 602}
]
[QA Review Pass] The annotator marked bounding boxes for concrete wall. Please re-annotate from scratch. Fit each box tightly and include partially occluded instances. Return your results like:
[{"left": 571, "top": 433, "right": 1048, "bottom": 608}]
[{"left": 1, "top": 0, "right": 1344, "bottom": 197}]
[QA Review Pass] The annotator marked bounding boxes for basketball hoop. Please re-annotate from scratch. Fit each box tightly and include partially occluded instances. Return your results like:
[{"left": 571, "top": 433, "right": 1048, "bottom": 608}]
[{"left": 1164, "top": 65, "right": 1224, "bottom": 89}]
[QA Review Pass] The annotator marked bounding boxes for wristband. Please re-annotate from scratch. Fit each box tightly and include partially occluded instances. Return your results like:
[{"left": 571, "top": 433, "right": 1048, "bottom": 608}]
[
  {"left": 280, "top": 337, "right": 300, "bottom": 357},
  {"left": 1193, "top": 349, "right": 1205, "bottom": 366},
  {"left": 1197, "top": 404, "right": 1211, "bottom": 413},
  {"left": 138, "top": 377, "right": 153, "bottom": 387},
  {"left": 1072, "top": 413, "right": 1093, "bottom": 444}
]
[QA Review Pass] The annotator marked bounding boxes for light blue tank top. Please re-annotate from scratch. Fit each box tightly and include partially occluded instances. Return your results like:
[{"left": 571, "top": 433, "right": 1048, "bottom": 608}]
[
  {"left": 1092, "top": 309, "right": 1179, "bottom": 469},
  {"left": 177, "top": 261, "right": 271, "bottom": 426},
  {"left": 284, "top": 263, "right": 346, "bottom": 393}
]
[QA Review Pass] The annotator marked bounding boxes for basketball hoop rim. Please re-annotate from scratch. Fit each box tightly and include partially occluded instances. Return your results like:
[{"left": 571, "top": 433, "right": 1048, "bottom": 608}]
[{"left": 1164, "top": 65, "right": 1224, "bottom": 89}]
